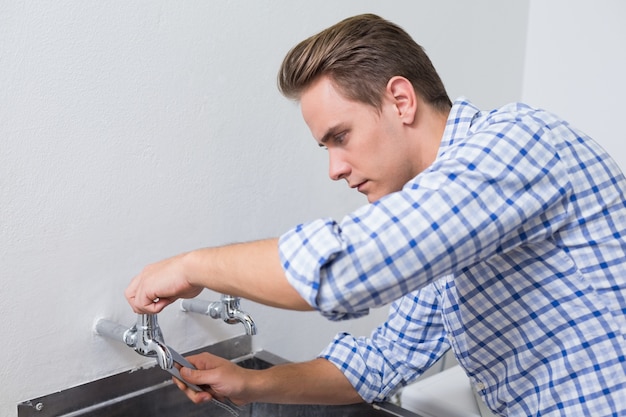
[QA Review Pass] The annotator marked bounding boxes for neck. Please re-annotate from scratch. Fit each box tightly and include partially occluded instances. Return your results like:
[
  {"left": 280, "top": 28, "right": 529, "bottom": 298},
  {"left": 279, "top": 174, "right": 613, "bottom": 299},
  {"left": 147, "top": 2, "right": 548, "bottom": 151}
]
[{"left": 408, "top": 98, "right": 449, "bottom": 173}]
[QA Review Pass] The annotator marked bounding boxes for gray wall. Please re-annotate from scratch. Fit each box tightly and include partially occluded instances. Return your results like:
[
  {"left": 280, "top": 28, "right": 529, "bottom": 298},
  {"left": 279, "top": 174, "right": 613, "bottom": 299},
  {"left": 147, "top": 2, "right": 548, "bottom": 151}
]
[
  {"left": 1, "top": 1, "right": 530, "bottom": 414},
  {"left": 522, "top": 0, "right": 626, "bottom": 171}
]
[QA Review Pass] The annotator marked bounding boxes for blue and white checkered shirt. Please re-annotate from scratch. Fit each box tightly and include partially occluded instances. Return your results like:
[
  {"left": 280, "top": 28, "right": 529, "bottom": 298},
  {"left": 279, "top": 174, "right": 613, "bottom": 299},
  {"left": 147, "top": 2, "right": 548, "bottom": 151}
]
[{"left": 279, "top": 98, "right": 626, "bottom": 416}]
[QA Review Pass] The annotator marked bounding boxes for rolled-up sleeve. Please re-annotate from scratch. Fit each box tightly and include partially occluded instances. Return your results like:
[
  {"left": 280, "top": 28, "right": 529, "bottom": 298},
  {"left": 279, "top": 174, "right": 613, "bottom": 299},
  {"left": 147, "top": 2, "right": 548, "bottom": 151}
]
[
  {"left": 279, "top": 217, "right": 367, "bottom": 320},
  {"left": 319, "top": 282, "right": 450, "bottom": 402}
]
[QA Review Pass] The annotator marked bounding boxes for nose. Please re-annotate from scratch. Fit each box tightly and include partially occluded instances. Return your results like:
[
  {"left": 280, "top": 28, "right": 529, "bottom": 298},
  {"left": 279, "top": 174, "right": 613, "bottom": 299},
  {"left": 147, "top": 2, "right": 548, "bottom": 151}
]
[{"left": 328, "top": 150, "right": 350, "bottom": 181}]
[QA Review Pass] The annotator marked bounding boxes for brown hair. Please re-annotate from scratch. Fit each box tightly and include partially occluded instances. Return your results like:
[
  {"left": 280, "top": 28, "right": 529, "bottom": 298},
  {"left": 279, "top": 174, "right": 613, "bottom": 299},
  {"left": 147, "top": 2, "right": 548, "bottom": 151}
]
[{"left": 278, "top": 14, "right": 451, "bottom": 113}]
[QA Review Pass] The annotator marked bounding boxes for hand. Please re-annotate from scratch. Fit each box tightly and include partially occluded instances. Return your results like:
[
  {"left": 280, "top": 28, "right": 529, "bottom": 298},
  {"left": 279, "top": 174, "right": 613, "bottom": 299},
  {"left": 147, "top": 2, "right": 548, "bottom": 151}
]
[
  {"left": 125, "top": 253, "right": 204, "bottom": 314},
  {"left": 172, "top": 352, "right": 252, "bottom": 405},
  {"left": 174, "top": 354, "right": 363, "bottom": 406}
]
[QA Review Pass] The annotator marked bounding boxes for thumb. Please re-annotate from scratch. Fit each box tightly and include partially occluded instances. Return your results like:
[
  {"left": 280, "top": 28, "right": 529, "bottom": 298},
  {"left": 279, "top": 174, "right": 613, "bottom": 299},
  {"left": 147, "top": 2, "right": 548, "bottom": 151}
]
[{"left": 180, "top": 366, "right": 213, "bottom": 386}]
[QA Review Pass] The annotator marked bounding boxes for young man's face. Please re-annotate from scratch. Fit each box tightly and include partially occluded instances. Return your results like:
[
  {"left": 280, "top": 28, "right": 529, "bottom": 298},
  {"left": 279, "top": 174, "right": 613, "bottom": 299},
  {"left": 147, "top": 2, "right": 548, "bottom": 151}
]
[{"left": 300, "top": 76, "right": 421, "bottom": 203}]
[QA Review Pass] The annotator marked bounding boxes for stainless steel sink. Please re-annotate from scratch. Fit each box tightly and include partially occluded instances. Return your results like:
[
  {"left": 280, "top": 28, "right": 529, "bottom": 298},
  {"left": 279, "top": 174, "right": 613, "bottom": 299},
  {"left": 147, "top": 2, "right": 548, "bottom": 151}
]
[{"left": 18, "top": 335, "right": 423, "bottom": 417}]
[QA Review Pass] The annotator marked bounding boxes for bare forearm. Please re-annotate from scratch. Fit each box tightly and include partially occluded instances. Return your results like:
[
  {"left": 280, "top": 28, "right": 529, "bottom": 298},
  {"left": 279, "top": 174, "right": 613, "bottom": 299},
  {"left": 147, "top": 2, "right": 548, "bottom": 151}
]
[
  {"left": 246, "top": 358, "right": 363, "bottom": 405},
  {"left": 184, "top": 238, "right": 311, "bottom": 311},
  {"left": 175, "top": 354, "right": 363, "bottom": 406}
]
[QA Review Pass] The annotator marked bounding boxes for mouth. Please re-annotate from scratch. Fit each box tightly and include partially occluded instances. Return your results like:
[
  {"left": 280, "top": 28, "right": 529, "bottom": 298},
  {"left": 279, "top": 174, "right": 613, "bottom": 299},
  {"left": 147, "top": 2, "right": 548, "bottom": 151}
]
[{"left": 351, "top": 180, "right": 368, "bottom": 193}]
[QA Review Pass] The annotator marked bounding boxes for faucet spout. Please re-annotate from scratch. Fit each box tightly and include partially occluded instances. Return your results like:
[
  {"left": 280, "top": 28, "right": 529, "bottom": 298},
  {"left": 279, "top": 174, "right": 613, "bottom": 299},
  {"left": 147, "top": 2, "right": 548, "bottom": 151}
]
[
  {"left": 181, "top": 294, "right": 257, "bottom": 335},
  {"left": 220, "top": 295, "right": 257, "bottom": 335}
]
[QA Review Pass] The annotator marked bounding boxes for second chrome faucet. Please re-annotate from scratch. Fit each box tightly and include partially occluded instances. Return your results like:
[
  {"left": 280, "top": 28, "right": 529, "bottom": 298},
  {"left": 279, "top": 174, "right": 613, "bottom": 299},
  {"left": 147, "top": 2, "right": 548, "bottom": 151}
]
[{"left": 181, "top": 294, "right": 257, "bottom": 335}]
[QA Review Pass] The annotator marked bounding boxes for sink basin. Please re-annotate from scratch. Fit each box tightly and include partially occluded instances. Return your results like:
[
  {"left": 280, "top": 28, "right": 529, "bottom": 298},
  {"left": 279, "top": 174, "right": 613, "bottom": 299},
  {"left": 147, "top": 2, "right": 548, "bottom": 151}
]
[
  {"left": 84, "top": 355, "right": 402, "bottom": 417},
  {"left": 18, "top": 335, "right": 423, "bottom": 417}
]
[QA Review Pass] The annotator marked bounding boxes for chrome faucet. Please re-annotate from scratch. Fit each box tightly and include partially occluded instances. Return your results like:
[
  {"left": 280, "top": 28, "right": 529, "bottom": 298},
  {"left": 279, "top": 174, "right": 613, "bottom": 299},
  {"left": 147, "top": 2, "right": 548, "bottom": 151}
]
[
  {"left": 181, "top": 294, "right": 257, "bottom": 335},
  {"left": 95, "top": 313, "right": 242, "bottom": 416},
  {"left": 123, "top": 313, "right": 173, "bottom": 369}
]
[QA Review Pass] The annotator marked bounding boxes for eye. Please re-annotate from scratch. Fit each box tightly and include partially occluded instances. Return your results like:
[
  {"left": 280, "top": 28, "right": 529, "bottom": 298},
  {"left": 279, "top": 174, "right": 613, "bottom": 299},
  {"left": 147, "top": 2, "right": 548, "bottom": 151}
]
[
  {"left": 317, "top": 129, "right": 348, "bottom": 150},
  {"left": 334, "top": 132, "right": 346, "bottom": 144}
]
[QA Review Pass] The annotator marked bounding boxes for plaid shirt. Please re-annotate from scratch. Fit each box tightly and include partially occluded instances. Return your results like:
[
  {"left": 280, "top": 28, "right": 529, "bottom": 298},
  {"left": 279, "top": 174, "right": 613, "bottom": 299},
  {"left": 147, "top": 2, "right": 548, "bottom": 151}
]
[{"left": 279, "top": 98, "right": 626, "bottom": 416}]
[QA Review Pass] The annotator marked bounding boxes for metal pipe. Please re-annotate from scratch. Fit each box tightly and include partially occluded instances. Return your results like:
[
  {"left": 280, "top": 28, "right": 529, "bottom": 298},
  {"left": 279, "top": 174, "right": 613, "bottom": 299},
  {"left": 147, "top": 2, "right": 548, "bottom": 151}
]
[
  {"left": 94, "top": 318, "right": 128, "bottom": 342},
  {"left": 180, "top": 298, "right": 213, "bottom": 316},
  {"left": 181, "top": 295, "right": 257, "bottom": 335}
]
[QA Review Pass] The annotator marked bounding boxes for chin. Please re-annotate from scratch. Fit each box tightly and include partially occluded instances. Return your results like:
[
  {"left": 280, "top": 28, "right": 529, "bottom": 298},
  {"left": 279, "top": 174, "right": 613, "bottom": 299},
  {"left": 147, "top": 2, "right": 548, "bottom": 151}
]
[
  {"left": 366, "top": 194, "right": 381, "bottom": 203},
  {"left": 367, "top": 188, "right": 397, "bottom": 203}
]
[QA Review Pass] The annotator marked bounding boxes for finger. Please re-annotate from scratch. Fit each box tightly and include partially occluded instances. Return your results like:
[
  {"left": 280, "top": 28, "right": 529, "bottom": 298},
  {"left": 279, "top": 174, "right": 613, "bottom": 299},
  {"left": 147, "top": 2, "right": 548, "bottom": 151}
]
[
  {"left": 172, "top": 375, "right": 186, "bottom": 391},
  {"left": 172, "top": 376, "right": 213, "bottom": 404},
  {"left": 125, "top": 275, "right": 157, "bottom": 313},
  {"left": 144, "top": 296, "right": 171, "bottom": 312},
  {"left": 184, "top": 352, "right": 223, "bottom": 370},
  {"left": 189, "top": 390, "right": 213, "bottom": 404},
  {"left": 130, "top": 290, "right": 172, "bottom": 314},
  {"left": 127, "top": 299, "right": 162, "bottom": 314},
  {"left": 124, "top": 279, "right": 137, "bottom": 303},
  {"left": 180, "top": 366, "right": 213, "bottom": 386},
  {"left": 125, "top": 282, "right": 145, "bottom": 310}
]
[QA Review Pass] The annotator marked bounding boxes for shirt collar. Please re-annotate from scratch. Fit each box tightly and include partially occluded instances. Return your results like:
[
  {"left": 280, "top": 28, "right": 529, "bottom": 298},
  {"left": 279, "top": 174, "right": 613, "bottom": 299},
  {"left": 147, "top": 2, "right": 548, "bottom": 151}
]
[{"left": 437, "top": 97, "right": 481, "bottom": 159}]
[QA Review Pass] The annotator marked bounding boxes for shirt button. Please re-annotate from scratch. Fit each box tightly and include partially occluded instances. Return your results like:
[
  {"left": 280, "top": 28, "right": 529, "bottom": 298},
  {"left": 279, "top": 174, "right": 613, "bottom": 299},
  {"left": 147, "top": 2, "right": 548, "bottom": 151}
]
[{"left": 475, "top": 381, "right": 485, "bottom": 391}]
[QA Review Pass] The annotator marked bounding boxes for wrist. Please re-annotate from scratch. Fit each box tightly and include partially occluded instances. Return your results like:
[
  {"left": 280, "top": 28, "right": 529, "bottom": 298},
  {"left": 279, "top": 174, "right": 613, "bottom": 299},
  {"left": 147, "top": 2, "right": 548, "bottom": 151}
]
[
  {"left": 243, "top": 369, "right": 269, "bottom": 404},
  {"left": 180, "top": 250, "right": 203, "bottom": 288}
]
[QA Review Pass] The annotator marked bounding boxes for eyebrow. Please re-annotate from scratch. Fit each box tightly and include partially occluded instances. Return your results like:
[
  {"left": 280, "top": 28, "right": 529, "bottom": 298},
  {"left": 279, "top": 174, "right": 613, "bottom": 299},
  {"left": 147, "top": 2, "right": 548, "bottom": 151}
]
[{"left": 319, "top": 125, "right": 344, "bottom": 146}]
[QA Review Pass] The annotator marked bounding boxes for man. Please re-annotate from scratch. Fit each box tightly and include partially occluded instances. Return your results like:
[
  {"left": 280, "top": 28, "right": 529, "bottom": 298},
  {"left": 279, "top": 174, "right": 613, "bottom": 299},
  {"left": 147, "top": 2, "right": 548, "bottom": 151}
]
[{"left": 126, "top": 14, "right": 626, "bottom": 416}]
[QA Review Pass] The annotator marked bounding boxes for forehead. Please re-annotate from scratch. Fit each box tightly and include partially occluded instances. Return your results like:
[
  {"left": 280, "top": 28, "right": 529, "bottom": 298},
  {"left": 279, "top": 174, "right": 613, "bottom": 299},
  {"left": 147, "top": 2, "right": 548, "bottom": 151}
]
[
  {"left": 300, "top": 76, "right": 375, "bottom": 141},
  {"left": 300, "top": 77, "right": 347, "bottom": 115}
]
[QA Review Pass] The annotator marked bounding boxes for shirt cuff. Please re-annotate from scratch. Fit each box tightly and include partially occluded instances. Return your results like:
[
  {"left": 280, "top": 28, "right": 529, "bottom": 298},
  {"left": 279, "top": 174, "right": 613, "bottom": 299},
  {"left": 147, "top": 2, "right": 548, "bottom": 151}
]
[
  {"left": 278, "top": 218, "right": 369, "bottom": 321},
  {"left": 319, "top": 332, "right": 405, "bottom": 403}
]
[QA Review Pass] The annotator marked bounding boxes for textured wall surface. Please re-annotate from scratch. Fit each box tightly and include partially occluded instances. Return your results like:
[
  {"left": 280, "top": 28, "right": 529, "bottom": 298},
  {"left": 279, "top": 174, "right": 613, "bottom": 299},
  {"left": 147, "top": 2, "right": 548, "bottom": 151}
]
[
  {"left": 1, "top": 1, "right": 530, "bottom": 414},
  {"left": 522, "top": 0, "right": 626, "bottom": 170}
]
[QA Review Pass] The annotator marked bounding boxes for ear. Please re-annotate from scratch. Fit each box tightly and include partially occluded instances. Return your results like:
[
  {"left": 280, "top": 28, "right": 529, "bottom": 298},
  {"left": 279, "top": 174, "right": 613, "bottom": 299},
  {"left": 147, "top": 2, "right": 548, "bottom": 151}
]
[{"left": 386, "top": 76, "right": 417, "bottom": 124}]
